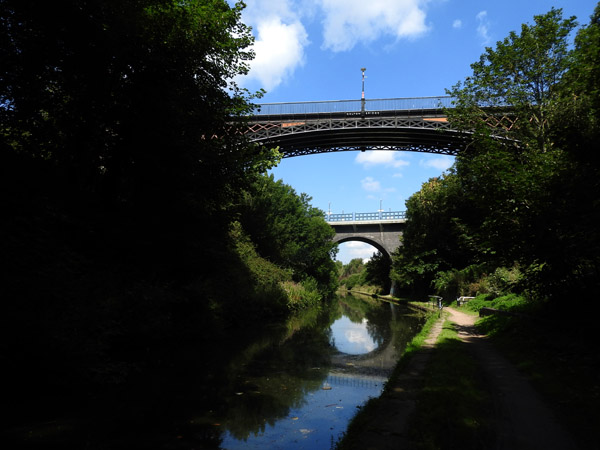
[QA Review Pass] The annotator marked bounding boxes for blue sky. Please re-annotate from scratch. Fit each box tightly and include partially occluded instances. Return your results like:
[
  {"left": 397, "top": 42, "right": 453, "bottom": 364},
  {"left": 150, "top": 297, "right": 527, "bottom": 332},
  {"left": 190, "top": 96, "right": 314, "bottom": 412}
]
[{"left": 234, "top": 0, "right": 598, "bottom": 263}]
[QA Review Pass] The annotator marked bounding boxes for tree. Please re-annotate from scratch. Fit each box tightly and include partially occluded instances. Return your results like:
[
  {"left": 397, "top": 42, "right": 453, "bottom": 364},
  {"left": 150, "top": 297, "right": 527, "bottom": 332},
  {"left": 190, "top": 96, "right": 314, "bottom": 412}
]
[
  {"left": 445, "top": 8, "right": 580, "bottom": 267},
  {"left": 237, "top": 174, "right": 338, "bottom": 295},
  {"left": 390, "top": 174, "right": 474, "bottom": 298},
  {"left": 445, "top": 5, "right": 600, "bottom": 300},
  {"left": 447, "top": 8, "right": 577, "bottom": 152},
  {"left": 364, "top": 251, "right": 391, "bottom": 293},
  {"left": 0, "top": 0, "right": 286, "bottom": 415},
  {"left": 0, "top": 0, "right": 277, "bottom": 215}
]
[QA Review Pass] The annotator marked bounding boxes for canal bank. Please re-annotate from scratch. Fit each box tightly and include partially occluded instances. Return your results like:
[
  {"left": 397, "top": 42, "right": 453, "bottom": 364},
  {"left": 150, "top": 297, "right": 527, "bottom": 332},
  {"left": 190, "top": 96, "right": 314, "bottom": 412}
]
[{"left": 336, "top": 306, "right": 580, "bottom": 450}]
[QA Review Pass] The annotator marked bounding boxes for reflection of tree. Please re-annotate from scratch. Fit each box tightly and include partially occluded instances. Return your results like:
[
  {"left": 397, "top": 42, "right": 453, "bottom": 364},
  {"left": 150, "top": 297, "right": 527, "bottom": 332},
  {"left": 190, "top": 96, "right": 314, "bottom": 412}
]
[
  {"left": 219, "top": 308, "right": 335, "bottom": 441},
  {"left": 338, "top": 295, "right": 391, "bottom": 347},
  {"left": 389, "top": 304, "right": 427, "bottom": 352},
  {"left": 329, "top": 299, "right": 428, "bottom": 378},
  {"left": 196, "top": 297, "right": 427, "bottom": 444}
]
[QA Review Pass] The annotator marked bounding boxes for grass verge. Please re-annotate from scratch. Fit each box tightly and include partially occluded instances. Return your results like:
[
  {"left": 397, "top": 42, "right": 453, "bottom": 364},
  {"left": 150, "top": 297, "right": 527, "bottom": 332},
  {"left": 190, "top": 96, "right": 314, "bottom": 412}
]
[
  {"left": 464, "top": 295, "right": 600, "bottom": 449},
  {"left": 404, "top": 319, "right": 495, "bottom": 449}
]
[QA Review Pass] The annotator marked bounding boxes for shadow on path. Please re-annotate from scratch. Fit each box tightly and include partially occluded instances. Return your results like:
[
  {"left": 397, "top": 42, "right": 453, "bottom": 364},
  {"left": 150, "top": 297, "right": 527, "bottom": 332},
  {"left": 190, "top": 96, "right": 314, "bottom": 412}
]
[{"left": 445, "top": 307, "right": 578, "bottom": 450}]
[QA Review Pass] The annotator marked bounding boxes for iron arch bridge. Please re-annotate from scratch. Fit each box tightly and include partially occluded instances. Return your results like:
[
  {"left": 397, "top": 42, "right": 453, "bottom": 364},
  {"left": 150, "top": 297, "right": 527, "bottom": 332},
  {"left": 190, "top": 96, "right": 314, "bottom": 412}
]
[{"left": 246, "top": 96, "right": 469, "bottom": 157}]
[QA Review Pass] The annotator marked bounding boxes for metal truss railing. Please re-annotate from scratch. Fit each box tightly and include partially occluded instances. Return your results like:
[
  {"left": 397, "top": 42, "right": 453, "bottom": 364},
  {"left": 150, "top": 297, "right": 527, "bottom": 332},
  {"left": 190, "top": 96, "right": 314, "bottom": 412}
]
[
  {"left": 253, "top": 96, "right": 454, "bottom": 115},
  {"left": 247, "top": 116, "right": 455, "bottom": 140},
  {"left": 326, "top": 211, "right": 406, "bottom": 222}
]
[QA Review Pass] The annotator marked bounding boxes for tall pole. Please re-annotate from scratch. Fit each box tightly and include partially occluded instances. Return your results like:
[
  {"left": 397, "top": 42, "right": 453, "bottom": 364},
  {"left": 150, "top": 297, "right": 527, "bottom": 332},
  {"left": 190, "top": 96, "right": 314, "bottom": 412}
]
[{"left": 361, "top": 67, "right": 366, "bottom": 113}]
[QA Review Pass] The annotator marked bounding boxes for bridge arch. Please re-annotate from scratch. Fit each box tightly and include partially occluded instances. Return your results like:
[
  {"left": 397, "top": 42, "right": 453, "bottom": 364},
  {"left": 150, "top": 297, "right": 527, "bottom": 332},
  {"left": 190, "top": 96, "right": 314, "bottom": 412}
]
[
  {"left": 328, "top": 215, "right": 405, "bottom": 262},
  {"left": 334, "top": 236, "right": 391, "bottom": 260},
  {"left": 247, "top": 96, "right": 468, "bottom": 157}
]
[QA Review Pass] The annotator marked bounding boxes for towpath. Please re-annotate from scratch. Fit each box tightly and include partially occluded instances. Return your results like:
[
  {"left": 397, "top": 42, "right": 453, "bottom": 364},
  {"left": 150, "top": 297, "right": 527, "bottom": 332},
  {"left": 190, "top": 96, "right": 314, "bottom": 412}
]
[{"left": 342, "top": 306, "right": 578, "bottom": 450}]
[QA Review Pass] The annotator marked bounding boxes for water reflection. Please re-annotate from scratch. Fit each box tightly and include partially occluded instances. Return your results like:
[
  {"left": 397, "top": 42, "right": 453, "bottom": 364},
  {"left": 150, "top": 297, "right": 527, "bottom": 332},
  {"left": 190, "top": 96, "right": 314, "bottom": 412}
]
[
  {"left": 216, "top": 294, "right": 426, "bottom": 449},
  {"left": 330, "top": 316, "right": 378, "bottom": 354}
]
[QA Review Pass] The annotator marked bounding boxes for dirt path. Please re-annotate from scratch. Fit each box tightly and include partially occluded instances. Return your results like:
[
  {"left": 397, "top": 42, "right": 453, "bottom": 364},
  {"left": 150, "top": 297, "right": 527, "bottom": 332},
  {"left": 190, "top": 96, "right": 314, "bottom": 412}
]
[
  {"left": 445, "top": 307, "right": 578, "bottom": 450},
  {"left": 343, "top": 307, "right": 579, "bottom": 450}
]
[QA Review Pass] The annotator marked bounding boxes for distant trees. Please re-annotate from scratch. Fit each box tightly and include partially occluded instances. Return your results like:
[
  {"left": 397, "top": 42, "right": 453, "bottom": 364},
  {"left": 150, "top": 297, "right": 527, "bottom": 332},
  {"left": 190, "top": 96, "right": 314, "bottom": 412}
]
[
  {"left": 392, "top": 4, "right": 600, "bottom": 303},
  {"left": 338, "top": 254, "right": 391, "bottom": 294}
]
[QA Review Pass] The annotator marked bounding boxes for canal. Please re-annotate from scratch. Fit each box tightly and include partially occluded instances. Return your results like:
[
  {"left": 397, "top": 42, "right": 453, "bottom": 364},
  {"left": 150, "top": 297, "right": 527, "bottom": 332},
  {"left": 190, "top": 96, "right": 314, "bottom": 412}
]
[
  {"left": 8, "top": 293, "right": 426, "bottom": 449},
  {"left": 210, "top": 293, "right": 427, "bottom": 449}
]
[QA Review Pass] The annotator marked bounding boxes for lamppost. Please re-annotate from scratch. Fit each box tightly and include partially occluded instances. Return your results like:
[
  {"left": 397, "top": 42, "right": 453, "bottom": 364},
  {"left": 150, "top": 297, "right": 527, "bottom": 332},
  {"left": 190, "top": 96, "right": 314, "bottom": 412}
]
[
  {"left": 378, "top": 199, "right": 383, "bottom": 219},
  {"left": 361, "top": 67, "right": 366, "bottom": 113}
]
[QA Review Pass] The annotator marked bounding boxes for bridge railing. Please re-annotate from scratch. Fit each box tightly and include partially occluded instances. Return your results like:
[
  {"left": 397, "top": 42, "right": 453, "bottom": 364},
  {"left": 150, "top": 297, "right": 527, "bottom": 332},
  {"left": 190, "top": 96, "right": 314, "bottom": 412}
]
[
  {"left": 326, "top": 211, "right": 406, "bottom": 222},
  {"left": 253, "top": 96, "right": 454, "bottom": 116}
]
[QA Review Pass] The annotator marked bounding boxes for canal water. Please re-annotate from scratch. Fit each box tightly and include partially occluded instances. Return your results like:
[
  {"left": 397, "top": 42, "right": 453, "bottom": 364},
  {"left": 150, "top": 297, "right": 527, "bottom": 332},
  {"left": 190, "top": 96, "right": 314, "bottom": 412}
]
[
  {"left": 209, "top": 293, "right": 426, "bottom": 449},
  {"left": 8, "top": 293, "right": 425, "bottom": 449}
]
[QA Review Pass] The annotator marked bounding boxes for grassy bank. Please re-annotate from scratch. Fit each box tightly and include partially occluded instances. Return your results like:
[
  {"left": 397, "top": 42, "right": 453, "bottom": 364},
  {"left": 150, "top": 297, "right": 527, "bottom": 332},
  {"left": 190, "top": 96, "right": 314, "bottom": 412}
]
[
  {"left": 338, "top": 293, "right": 600, "bottom": 449},
  {"left": 463, "top": 295, "right": 600, "bottom": 449},
  {"left": 403, "top": 319, "right": 495, "bottom": 449}
]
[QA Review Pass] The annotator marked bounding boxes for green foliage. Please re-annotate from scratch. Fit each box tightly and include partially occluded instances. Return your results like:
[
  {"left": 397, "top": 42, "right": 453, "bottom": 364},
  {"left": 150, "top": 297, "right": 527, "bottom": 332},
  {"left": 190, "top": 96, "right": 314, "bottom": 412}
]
[
  {"left": 463, "top": 293, "right": 528, "bottom": 315},
  {"left": 342, "top": 258, "right": 366, "bottom": 277},
  {"left": 364, "top": 251, "right": 391, "bottom": 292},
  {"left": 0, "top": 0, "right": 277, "bottom": 216},
  {"left": 229, "top": 221, "right": 291, "bottom": 315},
  {"left": 432, "top": 264, "right": 523, "bottom": 300},
  {"left": 338, "top": 257, "right": 387, "bottom": 293},
  {"left": 447, "top": 8, "right": 577, "bottom": 151},
  {"left": 340, "top": 271, "right": 367, "bottom": 290},
  {"left": 281, "top": 279, "right": 322, "bottom": 311},
  {"left": 406, "top": 321, "right": 495, "bottom": 449},
  {"left": 391, "top": 174, "right": 476, "bottom": 298},
  {"left": 237, "top": 174, "right": 339, "bottom": 297},
  {"left": 394, "top": 4, "right": 600, "bottom": 305}
]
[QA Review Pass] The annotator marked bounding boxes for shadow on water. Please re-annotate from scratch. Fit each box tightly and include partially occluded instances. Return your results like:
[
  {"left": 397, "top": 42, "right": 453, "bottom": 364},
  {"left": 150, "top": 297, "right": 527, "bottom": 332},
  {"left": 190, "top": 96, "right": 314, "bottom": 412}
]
[{"left": 4, "top": 294, "right": 426, "bottom": 449}]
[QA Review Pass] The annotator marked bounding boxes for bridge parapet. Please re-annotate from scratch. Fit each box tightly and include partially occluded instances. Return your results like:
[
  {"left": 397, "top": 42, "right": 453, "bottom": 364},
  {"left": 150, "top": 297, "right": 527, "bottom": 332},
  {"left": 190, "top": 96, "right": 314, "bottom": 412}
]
[
  {"left": 326, "top": 211, "right": 406, "bottom": 223},
  {"left": 253, "top": 96, "right": 454, "bottom": 116}
]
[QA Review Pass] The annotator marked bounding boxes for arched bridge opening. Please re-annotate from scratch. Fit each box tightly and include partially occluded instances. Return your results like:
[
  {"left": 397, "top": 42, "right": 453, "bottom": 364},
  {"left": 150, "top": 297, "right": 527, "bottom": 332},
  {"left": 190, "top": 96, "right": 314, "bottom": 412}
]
[
  {"left": 334, "top": 236, "right": 389, "bottom": 260},
  {"left": 327, "top": 212, "right": 406, "bottom": 262}
]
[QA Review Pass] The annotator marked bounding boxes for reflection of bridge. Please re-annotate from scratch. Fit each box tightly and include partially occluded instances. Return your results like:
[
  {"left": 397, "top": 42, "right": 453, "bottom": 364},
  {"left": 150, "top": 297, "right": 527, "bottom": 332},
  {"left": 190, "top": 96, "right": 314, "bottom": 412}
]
[
  {"left": 326, "top": 211, "right": 406, "bottom": 259},
  {"left": 247, "top": 96, "right": 465, "bottom": 157},
  {"left": 325, "top": 373, "right": 386, "bottom": 390}
]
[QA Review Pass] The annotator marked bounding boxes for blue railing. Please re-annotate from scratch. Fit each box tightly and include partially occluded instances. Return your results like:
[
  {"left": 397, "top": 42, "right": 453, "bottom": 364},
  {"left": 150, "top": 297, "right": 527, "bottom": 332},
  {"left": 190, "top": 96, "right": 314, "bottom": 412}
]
[
  {"left": 253, "top": 96, "right": 454, "bottom": 116},
  {"left": 326, "top": 211, "right": 406, "bottom": 222}
]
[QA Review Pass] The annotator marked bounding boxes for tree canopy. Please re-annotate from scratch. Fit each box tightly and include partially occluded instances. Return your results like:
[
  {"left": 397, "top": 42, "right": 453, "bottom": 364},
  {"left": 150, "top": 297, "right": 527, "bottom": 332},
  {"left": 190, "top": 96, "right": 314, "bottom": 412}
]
[
  {"left": 393, "top": 4, "right": 600, "bottom": 302},
  {"left": 1, "top": 0, "right": 276, "bottom": 215}
]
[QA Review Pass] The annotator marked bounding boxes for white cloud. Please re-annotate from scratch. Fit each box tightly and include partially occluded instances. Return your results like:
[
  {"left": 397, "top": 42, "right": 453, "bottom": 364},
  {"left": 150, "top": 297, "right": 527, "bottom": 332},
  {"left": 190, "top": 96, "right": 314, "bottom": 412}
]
[
  {"left": 346, "top": 241, "right": 377, "bottom": 261},
  {"left": 361, "top": 176, "right": 381, "bottom": 192},
  {"left": 476, "top": 10, "right": 491, "bottom": 45},
  {"left": 355, "top": 150, "right": 410, "bottom": 168},
  {"left": 345, "top": 321, "right": 377, "bottom": 352},
  {"left": 317, "top": 0, "right": 430, "bottom": 52},
  {"left": 452, "top": 19, "right": 462, "bottom": 29},
  {"left": 239, "top": 0, "right": 309, "bottom": 90},
  {"left": 419, "top": 155, "right": 454, "bottom": 171}
]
